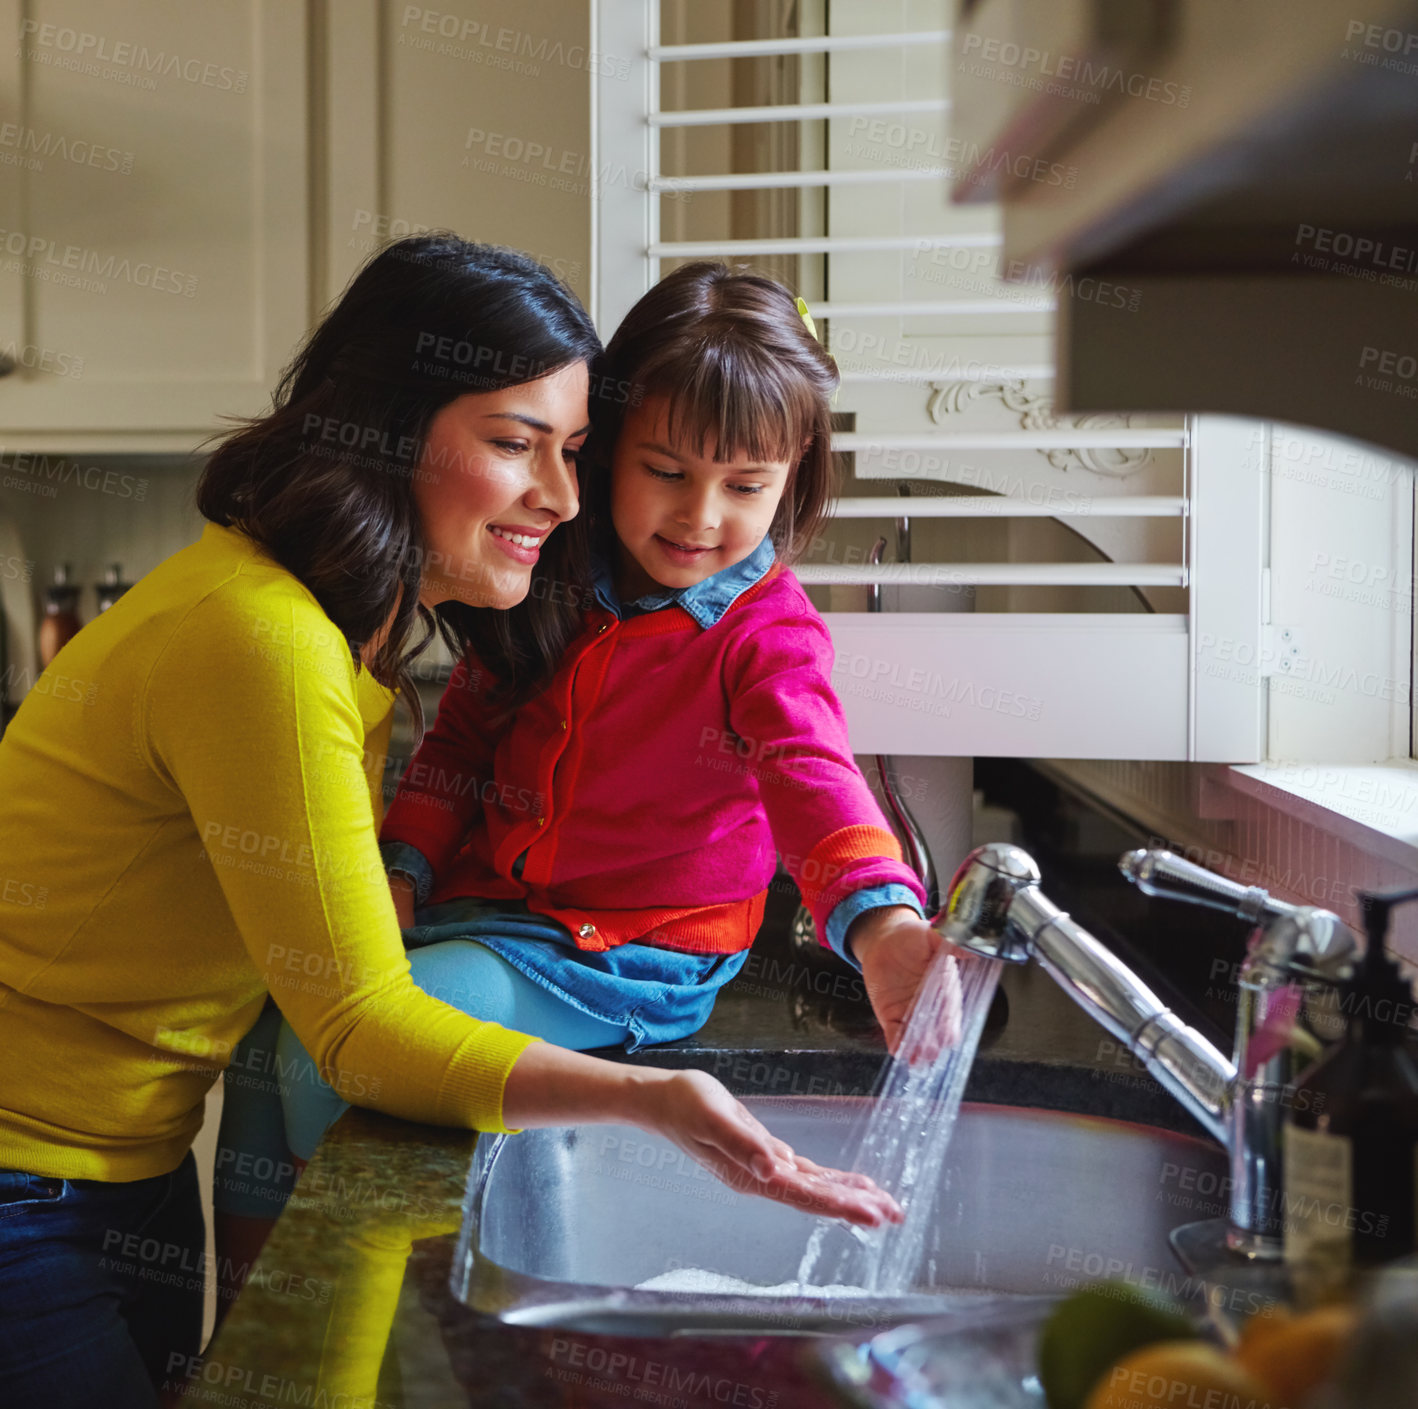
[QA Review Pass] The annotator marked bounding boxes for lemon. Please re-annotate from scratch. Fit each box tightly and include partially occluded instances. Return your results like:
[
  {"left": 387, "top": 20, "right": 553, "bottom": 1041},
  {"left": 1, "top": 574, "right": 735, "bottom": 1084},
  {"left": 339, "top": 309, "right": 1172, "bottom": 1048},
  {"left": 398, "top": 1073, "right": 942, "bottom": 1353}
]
[
  {"left": 1235, "top": 1303, "right": 1357, "bottom": 1406},
  {"left": 1038, "top": 1280, "right": 1198, "bottom": 1409},
  {"left": 1084, "top": 1340, "right": 1271, "bottom": 1409},
  {"left": 1236, "top": 1305, "right": 1295, "bottom": 1356}
]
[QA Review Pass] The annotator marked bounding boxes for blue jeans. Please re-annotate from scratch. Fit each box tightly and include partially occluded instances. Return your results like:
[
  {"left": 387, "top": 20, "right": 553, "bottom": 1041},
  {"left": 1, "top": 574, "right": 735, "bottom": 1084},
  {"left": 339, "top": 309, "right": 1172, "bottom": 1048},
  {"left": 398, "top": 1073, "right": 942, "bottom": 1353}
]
[
  {"left": 0, "top": 1152, "right": 204, "bottom": 1409},
  {"left": 214, "top": 938, "right": 631, "bottom": 1215}
]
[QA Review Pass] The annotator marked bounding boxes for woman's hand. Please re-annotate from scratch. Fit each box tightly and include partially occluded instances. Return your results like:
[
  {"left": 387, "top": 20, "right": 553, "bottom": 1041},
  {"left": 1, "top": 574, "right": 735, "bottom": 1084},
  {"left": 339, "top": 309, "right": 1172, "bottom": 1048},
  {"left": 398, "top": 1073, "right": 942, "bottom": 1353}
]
[
  {"left": 849, "top": 907, "right": 964, "bottom": 1063},
  {"left": 503, "top": 1048, "right": 901, "bottom": 1227},
  {"left": 631, "top": 1069, "right": 902, "bottom": 1229}
]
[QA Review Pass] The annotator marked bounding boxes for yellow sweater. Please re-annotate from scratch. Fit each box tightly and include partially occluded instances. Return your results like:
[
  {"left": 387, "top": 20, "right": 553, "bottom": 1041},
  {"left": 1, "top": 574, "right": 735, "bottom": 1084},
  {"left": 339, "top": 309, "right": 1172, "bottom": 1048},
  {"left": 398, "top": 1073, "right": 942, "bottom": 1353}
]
[{"left": 0, "top": 522, "right": 538, "bottom": 1181}]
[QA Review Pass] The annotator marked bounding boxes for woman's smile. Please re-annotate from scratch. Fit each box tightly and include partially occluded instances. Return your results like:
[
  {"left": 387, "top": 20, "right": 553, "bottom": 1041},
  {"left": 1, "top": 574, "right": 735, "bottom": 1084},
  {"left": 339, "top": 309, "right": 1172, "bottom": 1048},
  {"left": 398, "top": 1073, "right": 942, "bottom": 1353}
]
[{"left": 489, "top": 522, "right": 551, "bottom": 565}]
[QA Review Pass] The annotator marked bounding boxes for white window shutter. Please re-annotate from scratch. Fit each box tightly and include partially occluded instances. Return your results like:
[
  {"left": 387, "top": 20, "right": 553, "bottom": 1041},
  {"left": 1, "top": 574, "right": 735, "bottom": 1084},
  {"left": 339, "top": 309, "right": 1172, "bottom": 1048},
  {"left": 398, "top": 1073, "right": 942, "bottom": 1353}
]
[{"left": 590, "top": 1, "right": 1266, "bottom": 763}]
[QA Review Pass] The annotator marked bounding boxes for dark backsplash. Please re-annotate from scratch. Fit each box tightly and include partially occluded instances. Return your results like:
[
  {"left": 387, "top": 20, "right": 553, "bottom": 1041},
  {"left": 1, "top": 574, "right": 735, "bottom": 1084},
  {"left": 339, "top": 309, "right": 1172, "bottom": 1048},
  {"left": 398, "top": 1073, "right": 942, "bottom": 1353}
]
[{"left": 975, "top": 758, "right": 1251, "bottom": 1052}]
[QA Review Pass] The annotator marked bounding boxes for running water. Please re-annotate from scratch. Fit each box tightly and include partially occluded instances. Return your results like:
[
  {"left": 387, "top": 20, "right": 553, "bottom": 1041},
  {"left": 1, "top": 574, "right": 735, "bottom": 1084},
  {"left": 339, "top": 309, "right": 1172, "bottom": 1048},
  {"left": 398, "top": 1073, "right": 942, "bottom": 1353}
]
[
  {"left": 794, "top": 946, "right": 1001, "bottom": 1295},
  {"left": 634, "top": 1268, "right": 871, "bottom": 1297}
]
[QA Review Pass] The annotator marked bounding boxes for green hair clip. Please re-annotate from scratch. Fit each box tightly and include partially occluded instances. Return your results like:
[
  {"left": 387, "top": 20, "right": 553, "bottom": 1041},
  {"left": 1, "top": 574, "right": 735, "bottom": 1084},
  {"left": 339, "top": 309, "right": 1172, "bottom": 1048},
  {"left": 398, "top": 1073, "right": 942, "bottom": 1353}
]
[
  {"left": 795, "top": 296, "right": 820, "bottom": 343},
  {"left": 795, "top": 296, "right": 838, "bottom": 401}
]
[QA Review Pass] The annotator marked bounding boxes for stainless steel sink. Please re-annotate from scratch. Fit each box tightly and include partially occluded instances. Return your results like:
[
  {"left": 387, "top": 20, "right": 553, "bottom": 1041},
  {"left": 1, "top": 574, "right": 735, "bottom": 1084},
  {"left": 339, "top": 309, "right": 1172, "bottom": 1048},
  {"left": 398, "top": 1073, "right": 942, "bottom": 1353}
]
[{"left": 450, "top": 1097, "right": 1227, "bottom": 1336}]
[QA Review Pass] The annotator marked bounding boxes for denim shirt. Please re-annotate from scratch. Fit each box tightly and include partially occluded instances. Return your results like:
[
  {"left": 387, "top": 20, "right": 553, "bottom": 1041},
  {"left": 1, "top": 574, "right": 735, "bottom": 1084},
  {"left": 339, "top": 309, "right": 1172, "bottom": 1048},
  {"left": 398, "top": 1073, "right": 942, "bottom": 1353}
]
[
  {"left": 591, "top": 533, "right": 778, "bottom": 629},
  {"left": 381, "top": 538, "right": 921, "bottom": 1050}
]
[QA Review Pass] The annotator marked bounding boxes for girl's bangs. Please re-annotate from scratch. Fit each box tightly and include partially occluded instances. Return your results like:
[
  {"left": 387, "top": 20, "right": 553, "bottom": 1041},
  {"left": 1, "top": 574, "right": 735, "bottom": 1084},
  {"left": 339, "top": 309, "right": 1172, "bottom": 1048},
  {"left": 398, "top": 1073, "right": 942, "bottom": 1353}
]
[{"left": 649, "top": 347, "right": 814, "bottom": 466}]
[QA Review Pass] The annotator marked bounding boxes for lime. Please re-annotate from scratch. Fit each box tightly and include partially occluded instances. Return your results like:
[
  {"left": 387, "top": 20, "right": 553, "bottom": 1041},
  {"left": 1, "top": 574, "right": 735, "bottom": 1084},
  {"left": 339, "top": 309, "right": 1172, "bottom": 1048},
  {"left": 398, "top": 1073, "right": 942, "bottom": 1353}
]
[{"left": 1038, "top": 1279, "right": 1198, "bottom": 1409}]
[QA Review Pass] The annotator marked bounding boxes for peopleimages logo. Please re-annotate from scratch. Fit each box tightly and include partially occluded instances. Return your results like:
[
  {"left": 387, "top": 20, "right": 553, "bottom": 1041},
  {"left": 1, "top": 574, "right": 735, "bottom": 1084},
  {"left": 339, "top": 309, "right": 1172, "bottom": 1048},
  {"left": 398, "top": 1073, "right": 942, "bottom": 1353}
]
[
  {"left": 18, "top": 20, "right": 249, "bottom": 92},
  {"left": 832, "top": 649, "right": 1044, "bottom": 721},
  {"left": 1295, "top": 223, "right": 1418, "bottom": 276},
  {"left": 0, "top": 122, "right": 134, "bottom": 175},
  {"left": 1, "top": 451, "right": 148, "bottom": 501},
  {"left": 0, "top": 339, "right": 84, "bottom": 379},
  {"left": 399, "top": 6, "right": 631, "bottom": 79},
  {"left": 1343, "top": 18, "right": 1418, "bottom": 74},
  {"left": 844, "top": 116, "right": 1078, "bottom": 189},
  {"left": 958, "top": 32, "right": 1191, "bottom": 106},
  {"left": 1356, "top": 344, "right": 1418, "bottom": 400},
  {"left": 0, "top": 229, "right": 197, "bottom": 297},
  {"left": 461, "top": 127, "right": 689, "bottom": 201},
  {"left": 547, "top": 1337, "right": 779, "bottom": 1407}
]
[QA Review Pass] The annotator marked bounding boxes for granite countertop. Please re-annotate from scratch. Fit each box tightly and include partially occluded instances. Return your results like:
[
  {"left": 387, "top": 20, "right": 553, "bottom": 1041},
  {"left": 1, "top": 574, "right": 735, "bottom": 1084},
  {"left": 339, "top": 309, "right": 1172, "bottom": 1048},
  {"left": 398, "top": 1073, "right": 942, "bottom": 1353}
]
[{"left": 188, "top": 956, "right": 1220, "bottom": 1409}]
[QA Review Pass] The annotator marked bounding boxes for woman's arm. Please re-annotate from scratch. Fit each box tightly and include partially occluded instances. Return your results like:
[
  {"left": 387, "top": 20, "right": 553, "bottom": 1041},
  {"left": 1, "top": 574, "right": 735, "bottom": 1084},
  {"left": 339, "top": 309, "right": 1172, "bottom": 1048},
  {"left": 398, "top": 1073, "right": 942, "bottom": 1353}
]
[
  {"left": 503, "top": 1044, "right": 902, "bottom": 1226},
  {"left": 146, "top": 589, "right": 535, "bottom": 1134}
]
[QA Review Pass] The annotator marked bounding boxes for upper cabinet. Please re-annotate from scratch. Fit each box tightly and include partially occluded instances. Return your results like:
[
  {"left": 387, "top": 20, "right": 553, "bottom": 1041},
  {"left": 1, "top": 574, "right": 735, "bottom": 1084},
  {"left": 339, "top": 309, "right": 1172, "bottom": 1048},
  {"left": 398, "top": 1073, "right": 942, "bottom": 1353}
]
[
  {"left": 0, "top": 0, "right": 309, "bottom": 450},
  {"left": 0, "top": 0, "right": 594, "bottom": 452},
  {"left": 950, "top": 0, "right": 1418, "bottom": 462},
  {"left": 317, "top": 0, "right": 591, "bottom": 312}
]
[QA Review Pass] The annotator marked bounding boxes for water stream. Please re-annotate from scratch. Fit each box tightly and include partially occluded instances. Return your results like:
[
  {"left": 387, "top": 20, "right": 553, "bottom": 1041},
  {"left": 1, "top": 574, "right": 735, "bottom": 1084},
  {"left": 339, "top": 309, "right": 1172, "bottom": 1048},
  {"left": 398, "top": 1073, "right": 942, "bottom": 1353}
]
[
  {"left": 793, "top": 946, "right": 1002, "bottom": 1295},
  {"left": 632, "top": 944, "right": 1003, "bottom": 1301}
]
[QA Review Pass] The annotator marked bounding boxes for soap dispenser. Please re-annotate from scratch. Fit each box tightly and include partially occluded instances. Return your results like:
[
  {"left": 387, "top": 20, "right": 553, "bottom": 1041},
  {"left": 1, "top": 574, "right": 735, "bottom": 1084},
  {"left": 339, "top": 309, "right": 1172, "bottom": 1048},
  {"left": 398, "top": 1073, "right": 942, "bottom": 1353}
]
[{"left": 1284, "top": 886, "right": 1418, "bottom": 1293}]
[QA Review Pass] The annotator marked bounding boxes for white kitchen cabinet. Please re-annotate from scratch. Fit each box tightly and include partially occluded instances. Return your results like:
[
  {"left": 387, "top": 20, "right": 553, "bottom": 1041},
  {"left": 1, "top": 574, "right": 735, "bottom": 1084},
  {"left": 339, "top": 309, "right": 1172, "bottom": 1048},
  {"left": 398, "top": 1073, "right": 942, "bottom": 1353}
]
[
  {"left": 0, "top": 0, "right": 595, "bottom": 451},
  {"left": 0, "top": 0, "right": 309, "bottom": 450},
  {"left": 317, "top": 0, "right": 592, "bottom": 313}
]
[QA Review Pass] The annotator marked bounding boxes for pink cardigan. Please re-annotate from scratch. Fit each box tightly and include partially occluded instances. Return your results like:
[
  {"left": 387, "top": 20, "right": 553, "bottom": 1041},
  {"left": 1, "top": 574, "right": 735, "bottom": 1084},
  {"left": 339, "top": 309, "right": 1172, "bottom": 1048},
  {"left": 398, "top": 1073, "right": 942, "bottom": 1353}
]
[{"left": 381, "top": 564, "right": 926, "bottom": 955}]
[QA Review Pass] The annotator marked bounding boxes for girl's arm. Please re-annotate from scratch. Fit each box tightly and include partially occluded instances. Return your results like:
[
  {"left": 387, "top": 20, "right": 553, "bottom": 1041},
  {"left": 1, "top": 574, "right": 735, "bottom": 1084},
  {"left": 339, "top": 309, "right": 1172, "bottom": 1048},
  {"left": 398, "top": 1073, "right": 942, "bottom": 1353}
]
[
  {"left": 846, "top": 908, "right": 959, "bottom": 1058},
  {"left": 725, "top": 610, "right": 957, "bottom": 1055},
  {"left": 379, "top": 652, "right": 506, "bottom": 904},
  {"left": 725, "top": 611, "right": 926, "bottom": 935},
  {"left": 388, "top": 873, "right": 417, "bottom": 929}
]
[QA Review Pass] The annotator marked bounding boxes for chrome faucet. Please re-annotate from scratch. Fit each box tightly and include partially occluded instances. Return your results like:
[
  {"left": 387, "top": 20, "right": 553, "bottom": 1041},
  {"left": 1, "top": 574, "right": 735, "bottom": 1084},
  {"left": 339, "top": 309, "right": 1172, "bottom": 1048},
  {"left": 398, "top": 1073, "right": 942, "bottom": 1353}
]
[{"left": 939, "top": 843, "right": 1355, "bottom": 1260}]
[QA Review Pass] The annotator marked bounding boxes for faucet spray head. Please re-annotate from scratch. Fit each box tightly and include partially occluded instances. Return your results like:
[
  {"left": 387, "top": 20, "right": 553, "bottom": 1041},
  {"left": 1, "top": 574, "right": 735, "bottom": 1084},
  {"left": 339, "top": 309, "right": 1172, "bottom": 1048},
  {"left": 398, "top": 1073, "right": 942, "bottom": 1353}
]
[{"left": 938, "top": 843, "right": 1041, "bottom": 962}]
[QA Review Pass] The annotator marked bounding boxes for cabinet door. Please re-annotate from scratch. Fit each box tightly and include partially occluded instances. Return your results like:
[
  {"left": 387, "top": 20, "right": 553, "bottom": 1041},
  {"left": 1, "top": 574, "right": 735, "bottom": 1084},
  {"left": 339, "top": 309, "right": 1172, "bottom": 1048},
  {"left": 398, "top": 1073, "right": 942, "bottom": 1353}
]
[
  {"left": 320, "top": 0, "right": 591, "bottom": 312},
  {"left": 0, "top": 0, "right": 308, "bottom": 449}
]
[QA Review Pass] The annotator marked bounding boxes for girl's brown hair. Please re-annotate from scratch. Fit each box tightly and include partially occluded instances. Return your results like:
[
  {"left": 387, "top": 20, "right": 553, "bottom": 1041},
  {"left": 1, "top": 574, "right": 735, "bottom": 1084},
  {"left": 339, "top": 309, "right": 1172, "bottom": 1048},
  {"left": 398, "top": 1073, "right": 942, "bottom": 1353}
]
[
  {"left": 589, "top": 261, "right": 839, "bottom": 564},
  {"left": 198, "top": 234, "right": 602, "bottom": 731}
]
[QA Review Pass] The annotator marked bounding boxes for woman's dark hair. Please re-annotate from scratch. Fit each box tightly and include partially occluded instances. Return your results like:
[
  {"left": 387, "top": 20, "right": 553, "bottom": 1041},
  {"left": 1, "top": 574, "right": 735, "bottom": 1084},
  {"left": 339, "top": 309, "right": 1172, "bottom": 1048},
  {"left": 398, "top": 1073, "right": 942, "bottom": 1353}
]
[
  {"left": 198, "top": 234, "right": 602, "bottom": 733},
  {"left": 587, "top": 261, "right": 840, "bottom": 564}
]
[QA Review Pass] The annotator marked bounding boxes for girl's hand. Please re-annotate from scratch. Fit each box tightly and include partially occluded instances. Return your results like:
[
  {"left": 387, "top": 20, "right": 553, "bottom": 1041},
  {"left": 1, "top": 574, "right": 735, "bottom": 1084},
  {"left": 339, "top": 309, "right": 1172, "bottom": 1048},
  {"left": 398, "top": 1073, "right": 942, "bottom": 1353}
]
[
  {"left": 389, "top": 874, "right": 417, "bottom": 929},
  {"left": 849, "top": 907, "right": 964, "bottom": 1062},
  {"left": 632, "top": 1069, "right": 902, "bottom": 1229}
]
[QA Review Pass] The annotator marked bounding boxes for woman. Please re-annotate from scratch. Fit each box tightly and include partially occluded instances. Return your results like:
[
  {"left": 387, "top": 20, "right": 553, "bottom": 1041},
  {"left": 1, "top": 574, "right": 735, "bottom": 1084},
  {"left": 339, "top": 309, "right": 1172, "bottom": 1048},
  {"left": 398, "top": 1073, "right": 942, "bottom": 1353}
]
[{"left": 0, "top": 236, "right": 900, "bottom": 1409}]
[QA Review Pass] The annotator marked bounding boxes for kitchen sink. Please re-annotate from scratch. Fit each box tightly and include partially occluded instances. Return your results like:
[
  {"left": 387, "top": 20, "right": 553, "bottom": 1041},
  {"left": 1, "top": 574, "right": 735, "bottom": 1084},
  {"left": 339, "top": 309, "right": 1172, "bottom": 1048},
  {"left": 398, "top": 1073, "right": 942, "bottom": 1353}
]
[{"left": 450, "top": 1097, "right": 1227, "bottom": 1336}]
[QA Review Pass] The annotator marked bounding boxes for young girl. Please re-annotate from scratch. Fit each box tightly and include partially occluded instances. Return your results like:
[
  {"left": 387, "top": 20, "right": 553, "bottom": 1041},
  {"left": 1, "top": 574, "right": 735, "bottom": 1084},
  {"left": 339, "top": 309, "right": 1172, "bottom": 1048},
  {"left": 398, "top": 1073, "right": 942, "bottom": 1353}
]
[{"left": 274, "top": 261, "right": 955, "bottom": 1159}]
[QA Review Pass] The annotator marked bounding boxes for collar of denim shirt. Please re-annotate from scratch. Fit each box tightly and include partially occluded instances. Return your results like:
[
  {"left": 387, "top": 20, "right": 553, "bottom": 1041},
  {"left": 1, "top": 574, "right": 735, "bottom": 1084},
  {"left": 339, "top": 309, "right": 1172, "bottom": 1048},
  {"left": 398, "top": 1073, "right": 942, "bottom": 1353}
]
[{"left": 590, "top": 533, "right": 777, "bottom": 630}]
